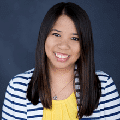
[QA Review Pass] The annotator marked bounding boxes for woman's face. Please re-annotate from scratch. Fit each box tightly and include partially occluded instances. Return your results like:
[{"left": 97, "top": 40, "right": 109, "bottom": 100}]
[{"left": 45, "top": 15, "right": 80, "bottom": 70}]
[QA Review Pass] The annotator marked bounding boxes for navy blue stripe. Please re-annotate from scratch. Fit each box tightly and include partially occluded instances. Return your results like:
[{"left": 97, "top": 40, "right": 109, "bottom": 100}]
[
  {"left": 6, "top": 90, "right": 26, "bottom": 100},
  {"left": 2, "top": 110, "right": 27, "bottom": 120},
  {"left": 14, "top": 82, "right": 27, "bottom": 86},
  {"left": 107, "top": 76, "right": 111, "bottom": 80},
  {"left": 97, "top": 115, "right": 105, "bottom": 119},
  {"left": 9, "top": 83, "right": 14, "bottom": 90},
  {"left": 1, "top": 117, "right": 8, "bottom": 120},
  {"left": 105, "top": 89, "right": 117, "bottom": 96},
  {"left": 105, "top": 81, "right": 114, "bottom": 89},
  {"left": 101, "top": 87, "right": 105, "bottom": 90},
  {"left": 104, "top": 110, "right": 120, "bottom": 118},
  {"left": 13, "top": 76, "right": 28, "bottom": 80},
  {"left": 5, "top": 98, "right": 26, "bottom": 107},
  {"left": 27, "top": 114, "right": 43, "bottom": 118},
  {"left": 3, "top": 104, "right": 26, "bottom": 114},
  {"left": 100, "top": 80, "right": 107, "bottom": 83},
  {"left": 91, "top": 115, "right": 105, "bottom": 119},
  {"left": 8, "top": 83, "right": 26, "bottom": 94},
  {"left": 104, "top": 102, "right": 120, "bottom": 111},
  {"left": 93, "top": 102, "right": 120, "bottom": 113},
  {"left": 116, "top": 118, "right": 120, "bottom": 120},
  {"left": 9, "top": 82, "right": 27, "bottom": 93},
  {"left": 9, "top": 84, "right": 27, "bottom": 93},
  {"left": 75, "top": 82, "right": 80, "bottom": 85},
  {"left": 97, "top": 74, "right": 111, "bottom": 79},
  {"left": 99, "top": 96, "right": 120, "bottom": 105},
  {"left": 103, "top": 95, "right": 120, "bottom": 104},
  {"left": 27, "top": 102, "right": 32, "bottom": 105},
  {"left": 101, "top": 89, "right": 117, "bottom": 97},
  {"left": 27, "top": 107, "right": 43, "bottom": 112},
  {"left": 90, "top": 111, "right": 120, "bottom": 119},
  {"left": 14, "top": 88, "right": 26, "bottom": 93}
]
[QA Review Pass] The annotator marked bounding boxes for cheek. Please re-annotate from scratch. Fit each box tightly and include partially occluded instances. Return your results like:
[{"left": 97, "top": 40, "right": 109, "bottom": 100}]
[
  {"left": 77, "top": 52, "right": 80, "bottom": 59},
  {"left": 75, "top": 47, "right": 81, "bottom": 59},
  {"left": 45, "top": 39, "right": 54, "bottom": 55},
  {"left": 45, "top": 41, "right": 50, "bottom": 56},
  {"left": 45, "top": 38, "right": 51, "bottom": 49}
]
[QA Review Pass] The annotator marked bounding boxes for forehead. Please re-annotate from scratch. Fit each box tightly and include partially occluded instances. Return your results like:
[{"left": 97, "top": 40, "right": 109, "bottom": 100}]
[{"left": 52, "top": 15, "right": 77, "bottom": 32}]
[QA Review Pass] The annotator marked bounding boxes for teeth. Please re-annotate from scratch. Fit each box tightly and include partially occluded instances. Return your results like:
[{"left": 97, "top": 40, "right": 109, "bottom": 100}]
[{"left": 55, "top": 53, "right": 69, "bottom": 58}]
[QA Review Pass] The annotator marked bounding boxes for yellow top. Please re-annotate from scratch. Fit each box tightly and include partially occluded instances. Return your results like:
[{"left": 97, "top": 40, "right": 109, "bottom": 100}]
[{"left": 42, "top": 91, "right": 79, "bottom": 120}]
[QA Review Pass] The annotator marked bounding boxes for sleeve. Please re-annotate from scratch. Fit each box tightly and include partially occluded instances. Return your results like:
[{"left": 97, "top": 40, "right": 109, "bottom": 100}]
[
  {"left": 2, "top": 79, "right": 16, "bottom": 120},
  {"left": 104, "top": 76, "right": 120, "bottom": 119},
  {"left": 1, "top": 78, "right": 27, "bottom": 120}
]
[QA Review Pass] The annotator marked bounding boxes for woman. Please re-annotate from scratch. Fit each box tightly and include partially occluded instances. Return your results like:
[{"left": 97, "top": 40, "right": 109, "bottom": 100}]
[{"left": 2, "top": 2, "right": 120, "bottom": 120}]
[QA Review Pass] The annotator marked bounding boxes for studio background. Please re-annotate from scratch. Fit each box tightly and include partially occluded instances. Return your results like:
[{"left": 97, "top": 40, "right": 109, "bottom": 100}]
[{"left": 0, "top": 0, "right": 120, "bottom": 118}]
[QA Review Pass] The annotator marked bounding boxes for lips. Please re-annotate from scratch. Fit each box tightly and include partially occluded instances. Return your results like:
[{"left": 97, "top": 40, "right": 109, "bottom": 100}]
[{"left": 54, "top": 52, "right": 70, "bottom": 62}]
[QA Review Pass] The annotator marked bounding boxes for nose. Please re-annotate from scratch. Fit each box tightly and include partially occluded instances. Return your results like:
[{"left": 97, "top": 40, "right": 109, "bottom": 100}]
[{"left": 57, "top": 41, "right": 70, "bottom": 50}]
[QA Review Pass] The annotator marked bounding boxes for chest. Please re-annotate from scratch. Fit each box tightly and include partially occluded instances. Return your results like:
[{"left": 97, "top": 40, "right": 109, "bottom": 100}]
[{"left": 51, "top": 83, "right": 75, "bottom": 100}]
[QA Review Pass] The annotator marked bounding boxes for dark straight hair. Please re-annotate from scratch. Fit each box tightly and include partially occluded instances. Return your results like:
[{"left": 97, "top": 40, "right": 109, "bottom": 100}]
[{"left": 27, "top": 2, "right": 101, "bottom": 119}]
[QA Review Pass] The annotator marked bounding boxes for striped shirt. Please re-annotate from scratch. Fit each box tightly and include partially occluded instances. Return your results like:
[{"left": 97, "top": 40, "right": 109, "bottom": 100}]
[{"left": 2, "top": 67, "right": 120, "bottom": 120}]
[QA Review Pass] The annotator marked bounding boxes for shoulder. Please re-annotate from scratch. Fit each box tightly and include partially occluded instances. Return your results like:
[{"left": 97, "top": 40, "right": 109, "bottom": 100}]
[
  {"left": 95, "top": 70, "right": 120, "bottom": 119},
  {"left": 2, "top": 68, "right": 35, "bottom": 119},
  {"left": 10, "top": 68, "right": 34, "bottom": 88},
  {"left": 95, "top": 70, "right": 111, "bottom": 81},
  {"left": 7, "top": 68, "right": 35, "bottom": 99},
  {"left": 95, "top": 70, "right": 120, "bottom": 100},
  {"left": 95, "top": 70, "right": 113, "bottom": 88}
]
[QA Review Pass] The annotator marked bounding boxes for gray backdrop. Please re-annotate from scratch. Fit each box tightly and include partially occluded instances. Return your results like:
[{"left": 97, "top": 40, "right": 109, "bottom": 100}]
[{"left": 0, "top": 0, "right": 120, "bottom": 118}]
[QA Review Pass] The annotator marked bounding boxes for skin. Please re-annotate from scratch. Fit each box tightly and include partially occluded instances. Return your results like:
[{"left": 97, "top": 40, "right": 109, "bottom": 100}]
[{"left": 45, "top": 15, "right": 80, "bottom": 94}]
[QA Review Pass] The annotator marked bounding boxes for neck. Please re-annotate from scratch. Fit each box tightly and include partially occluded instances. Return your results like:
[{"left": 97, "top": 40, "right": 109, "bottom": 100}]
[{"left": 48, "top": 64, "right": 75, "bottom": 90}]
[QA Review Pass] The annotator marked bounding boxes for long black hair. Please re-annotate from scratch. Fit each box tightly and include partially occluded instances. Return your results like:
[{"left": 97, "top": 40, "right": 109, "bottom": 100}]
[{"left": 27, "top": 2, "right": 101, "bottom": 119}]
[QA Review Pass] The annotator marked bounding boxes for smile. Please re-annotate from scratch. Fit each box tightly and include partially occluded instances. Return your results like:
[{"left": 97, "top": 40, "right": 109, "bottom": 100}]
[{"left": 54, "top": 52, "right": 70, "bottom": 62}]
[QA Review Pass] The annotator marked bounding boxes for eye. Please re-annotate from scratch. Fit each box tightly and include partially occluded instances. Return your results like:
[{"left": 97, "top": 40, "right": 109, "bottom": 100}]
[
  {"left": 52, "top": 33, "right": 61, "bottom": 37},
  {"left": 71, "top": 37, "right": 79, "bottom": 41},
  {"left": 52, "top": 33, "right": 79, "bottom": 41}
]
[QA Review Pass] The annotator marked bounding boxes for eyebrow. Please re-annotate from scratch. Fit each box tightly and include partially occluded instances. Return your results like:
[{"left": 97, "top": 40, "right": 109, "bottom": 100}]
[{"left": 51, "top": 29, "right": 78, "bottom": 35}]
